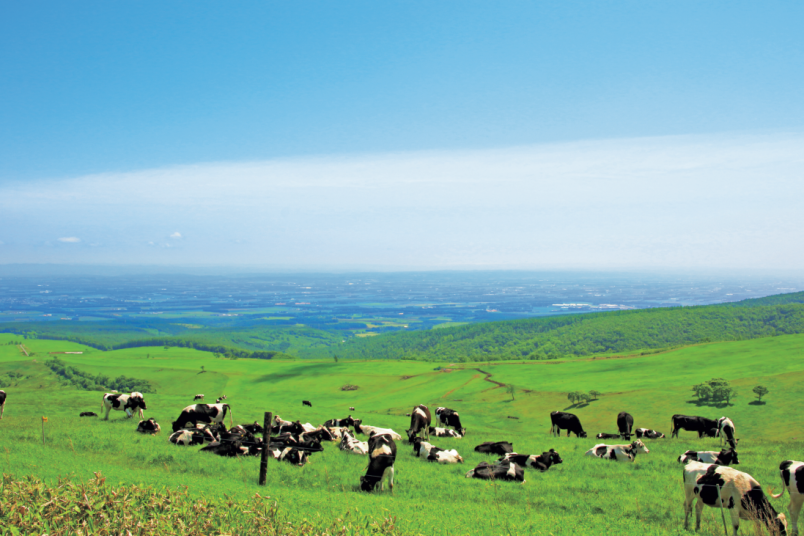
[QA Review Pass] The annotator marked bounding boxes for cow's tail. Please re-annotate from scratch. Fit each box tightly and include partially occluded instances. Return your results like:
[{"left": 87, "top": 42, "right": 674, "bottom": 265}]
[{"left": 770, "top": 486, "right": 785, "bottom": 499}]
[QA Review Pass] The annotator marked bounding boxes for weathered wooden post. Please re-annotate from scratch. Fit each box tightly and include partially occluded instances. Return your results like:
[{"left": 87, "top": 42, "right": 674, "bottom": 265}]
[
  {"left": 41, "top": 416, "right": 48, "bottom": 445},
  {"left": 259, "top": 411, "right": 272, "bottom": 486}
]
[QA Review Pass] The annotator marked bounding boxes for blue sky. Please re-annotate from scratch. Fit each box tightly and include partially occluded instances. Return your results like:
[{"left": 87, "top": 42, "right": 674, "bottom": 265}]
[{"left": 1, "top": 2, "right": 803, "bottom": 269}]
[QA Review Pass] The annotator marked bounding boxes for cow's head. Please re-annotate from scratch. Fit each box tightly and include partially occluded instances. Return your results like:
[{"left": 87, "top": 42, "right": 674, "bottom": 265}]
[
  {"left": 545, "top": 448, "right": 563, "bottom": 465},
  {"left": 577, "top": 431, "right": 588, "bottom": 438},
  {"left": 631, "top": 440, "right": 649, "bottom": 454},
  {"left": 360, "top": 475, "right": 380, "bottom": 492}
]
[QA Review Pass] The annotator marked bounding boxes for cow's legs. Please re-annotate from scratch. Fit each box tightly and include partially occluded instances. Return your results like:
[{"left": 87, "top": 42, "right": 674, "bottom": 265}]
[
  {"left": 728, "top": 505, "right": 740, "bottom": 536},
  {"left": 0, "top": 402, "right": 4, "bottom": 419},
  {"left": 695, "top": 499, "right": 705, "bottom": 531},
  {"left": 789, "top": 496, "right": 804, "bottom": 536},
  {"left": 103, "top": 404, "right": 111, "bottom": 420},
  {"left": 683, "top": 492, "right": 696, "bottom": 530}
]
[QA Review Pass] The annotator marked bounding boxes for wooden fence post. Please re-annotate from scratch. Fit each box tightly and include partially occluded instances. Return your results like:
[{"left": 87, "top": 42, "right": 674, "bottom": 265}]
[{"left": 259, "top": 411, "right": 272, "bottom": 486}]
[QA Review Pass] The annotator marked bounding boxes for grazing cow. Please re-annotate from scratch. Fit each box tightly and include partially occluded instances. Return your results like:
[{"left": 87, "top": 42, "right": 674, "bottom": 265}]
[
  {"left": 596, "top": 433, "right": 622, "bottom": 439},
  {"left": 216, "top": 395, "right": 227, "bottom": 403},
  {"left": 585, "top": 440, "right": 649, "bottom": 462},
  {"left": 635, "top": 428, "right": 666, "bottom": 439},
  {"left": 360, "top": 433, "right": 397, "bottom": 492},
  {"left": 671, "top": 414, "right": 719, "bottom": 439},
  {"left": 678, "top": 448, "right": 740, "bottom": 466},
  {"left": 683, "top": 462, "right": 787, "bottom": 535},
  {"left": 435, "top": 407, "right": 466, "bottom": 436},
  {"left": 429, "top": 426, "right": 463, "bottom": 438},
  {"left": 499, "top": 449, "right": 563, "bottom": 472},
  {"left": 349, "top": 406, "right": 355, "bottom": 411},
  {"left": 79, "top": 411, "right": 98, "bottom": 417},
  {"left": 718, "top": 417, "right": 739, "bottom": 450},
  {"left": 102, "top": 392, "right": 147, "bottom": 420},
  {"left": 353, "top": 421, "right": 403, "bottom": 441},
  {"left": 772, "top": 460, "right": 804, "bottom": 536},
  {"left": 171, "top": 403, "right": 231, "bottom": 432},
  {"left": 269, "top": 446, "right": 308, "bottom": 466},
  {"left": 550, "top": 411, "right": 587, "bottom": 438},
  {"left": 474, "top": 441, "right": 514, "bottom": 456},
  {"left": 136, "top": 418, "right": 161, "bottom": 434},
  {"left": 411, "top": 438, "right": 464, "bottom": 464},
  {"left": 0, "top": 390, "right": 5, "bottom": 419},
  {"left": 465, "top": 460, "right": 525, "bottom": 482},
  {"left": 406, "top": 404, "right": 432, "bottom": 442},
  {"left": 193, "top": 394, "right": 204, "bottom": 401},
  {"left": 339, "top": 429, "right": 368, "bottom": 455},
  {"left": 617, "top": 412, "right": 634, "bottom": 440},
  {"left": 302, "top": 400, "right": 312, "bottom": 407}
]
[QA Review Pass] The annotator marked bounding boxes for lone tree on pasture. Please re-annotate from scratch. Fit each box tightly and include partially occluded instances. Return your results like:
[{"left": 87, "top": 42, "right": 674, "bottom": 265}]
[
  {"left": 753, "top": 385, "right": 769, "bottom": 403},
  {"left": 588, "top": 390, "right": 601, "bottom": 401},
  {"left": 506, "top": 384, "right": 516, "bottom": 401}
]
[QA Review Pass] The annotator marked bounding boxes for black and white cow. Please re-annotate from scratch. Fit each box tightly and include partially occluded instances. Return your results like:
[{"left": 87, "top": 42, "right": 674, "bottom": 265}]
[
  {"left": 80, "top": 411, "right": 98, "bottom": 417},
  {"left": 216, "top": 395, "right": 227, "bottom": 403},
  {"left": 269, "top": 446, "right": 309, "bottom": 466},
  {"left": 200, "top": 439, "right": 248, "bottom": 457},
  {"left": 435, "top": 407, "right": 466, "bottom": 436},
  {"left": 193, "top": 394, "right": 204, "bottom": 401},
  {"left": 339, "top": 429, "right": 369, "bottom": 455},
  {"left": 411, "top": 438, "right": 463, "bottom": 464},
  {"left": 169, "top": 429, "right": 209, "bottom": 446},
  {"left": 353, "top": 421, "right": 403, "bottom": 440},
  {"left": 360, "top": 433, "right": 397, "bottom": 492},
  {"left": 596, "top": 433, "right": 622, "bottom": 439},
  {"left": 617, "top": 411, "right": 634, "bottom": 440},
  {"left": 772, "top": 460, "right": 804, "bottom": 536},
  {"left": 499, "top": 449, "right": 563, "bottom": 472},
  {"left": 171, "top": 403, "right": 231, "bottom": 432},
  {"left": 678, "top": 448, "right": 740, "bottom": 466},
  {"left": 102, "top": 392, "right": 147, "bottom": 420},
  {"left": 428, "top": 426, "right": 463, "bottom": 438},
  {"left": 683, "top": 462, "right": 787, "bottom": 535},
  {"left": 550, "top": 411, "right": 587, "bottom": 438},
  {"left": 136, "top": 418, "right": 161, "bottom": 434},
  {"left": 671, "top": 414, "right": 719, "bottom": 439},
  {"left": 323, "top": 416, "right": 356, "bottom": 428},
  {"left": 474, "top": 441, "right": 514, "bottom": 456},
  {"left": 0, "top": 390, "right": 6, "bottom": 419},
  {"left": 302, "top": 400, "right": 312, "bottom": 407},
  {"left": 465, "top": 460, "right": 525, "bottom": 482},
  {"left": 585, "top": 440, "right": 649, "bottom": 462},
  {"left": 406, "top": 404, "right": 431, "bottom": 442},
  {"left": 349, "top": 406, "right": 355, "bottom": 411},
  {"left": 272, "top": 415, "right": 303, "bottom": 435},
  {"left": 635, "top": 428, "right": 666, "bottom": 439},
  {"left": 717, "top": 416, "right": 739, "bottom": 450}
]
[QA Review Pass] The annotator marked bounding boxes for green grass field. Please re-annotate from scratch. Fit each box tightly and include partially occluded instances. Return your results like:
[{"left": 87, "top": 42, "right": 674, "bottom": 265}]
[{"left": 1, "top": 332, "right": 802, "bottom": 535}]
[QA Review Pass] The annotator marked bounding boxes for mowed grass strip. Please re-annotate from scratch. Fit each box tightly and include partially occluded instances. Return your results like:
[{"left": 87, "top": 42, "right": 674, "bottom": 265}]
[{"left": 1, "top": 332, "right": 803, "bottom": 535}]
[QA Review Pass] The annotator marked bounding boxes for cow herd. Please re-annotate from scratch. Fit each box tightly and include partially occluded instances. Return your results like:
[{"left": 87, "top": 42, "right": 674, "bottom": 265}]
[{"left": 82, "top": 391, "right": 802, "bottom": 535}]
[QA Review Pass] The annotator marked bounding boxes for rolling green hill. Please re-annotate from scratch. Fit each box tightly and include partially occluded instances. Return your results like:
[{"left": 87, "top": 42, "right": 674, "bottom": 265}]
[{"left": 1, "top": 332, "right": 802, "bottom": 535}]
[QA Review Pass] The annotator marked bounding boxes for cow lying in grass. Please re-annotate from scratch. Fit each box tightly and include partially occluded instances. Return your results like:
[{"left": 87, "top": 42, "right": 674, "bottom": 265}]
[
  {"left": 683, "top": 462, "right": 787, "bottom": 535},
  {"left": 411, "top": 438, "right": 463, "bottom": 464},
  {"left": 498, "top": 449, "right": 563, "bottom": 472},
  {"left": 585, "top": 440, "right": 649, "bottom": 462},
  {"left": 474, "top": 441, "right": 514, "bottom": 456},
  {"left": 136, "top": 418, "right": 161, "bottom": 434},
  {"left": 339, "top": 429, "right": 368, "bottom": 455},
  {"left": 269, "top": 446, "right": 308, "bottom": 466},
  {"left": 772, "top": 460, "right": 804, "bottom": 536},
  {"left": 466, "top": 460, "right": 525, "bottom": 482},
  {"left": 353, "top": 421, "right": 403, "bottom": 441},
  {"left": 678, "top": 448, "right": 740, "bottom": 466},
  {"left": 429, "top": 426, "right": 463, "bottom": 438},
  {"left": 596, "top": 433, "right": 622, "bottom": 439},
  {"left": 635, "top": 428, "right": 665, "bottom": 439}
]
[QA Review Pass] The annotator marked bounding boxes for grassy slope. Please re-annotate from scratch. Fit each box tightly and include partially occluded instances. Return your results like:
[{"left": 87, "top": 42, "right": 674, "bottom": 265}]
[{"left": 1, "top": 332, "right": 803, "bottom": 535}]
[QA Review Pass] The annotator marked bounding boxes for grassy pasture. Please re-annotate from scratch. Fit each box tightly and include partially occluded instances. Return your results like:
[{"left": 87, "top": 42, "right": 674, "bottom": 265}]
[{"left": 1, "top": 332, "right": 803, "bottom": 535}]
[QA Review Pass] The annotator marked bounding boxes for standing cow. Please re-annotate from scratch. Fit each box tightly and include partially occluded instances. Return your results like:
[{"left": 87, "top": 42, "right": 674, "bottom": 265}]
[
  {"left": 360, "top": 432, "right": 397, "bottom": 492},
  {"left": 772, "top": 460, "right": 804, "bottom": 536},
  {"left": 671, "top": 414, "right": 718, "bottom": 439},
  {"left": 0, "top": 390, "right": 6, "bottom": 419},
  {"left": 435, "top": 407, "right": 466, "bottom": 436},
  {"left": 550, "top": 411, "right": 587, "bottom": 438},
  {"left": 683, "top": 462, "right": 787, "bottom": 535},
  {"left": 717, "top": 416, "right": 739, "bottom": 450},
  {"left": 617, "top": 412, "right": 634, "bottom": 440},
  {"left": 172, "top": 403, "right": 231, "bottom": 432},
  {"left": 406, "top": 404, "right": 431, "bottom": 442},
  {"left": 102, "top": 392, "right": 147, "bottom": 420}
]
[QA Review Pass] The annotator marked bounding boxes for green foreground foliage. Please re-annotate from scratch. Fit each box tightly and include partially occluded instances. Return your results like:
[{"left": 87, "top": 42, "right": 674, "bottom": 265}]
[{"left": 1, "top": 332, "right": 803, "bottom": 534}]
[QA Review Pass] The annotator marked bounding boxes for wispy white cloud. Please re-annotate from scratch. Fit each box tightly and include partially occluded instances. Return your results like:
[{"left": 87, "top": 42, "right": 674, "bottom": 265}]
[
  {"left": 57, "top": 237, "right": 81, "bottom": 243},
  {"left": 2, "top": 132, "right": 803, "bottom": 269}
]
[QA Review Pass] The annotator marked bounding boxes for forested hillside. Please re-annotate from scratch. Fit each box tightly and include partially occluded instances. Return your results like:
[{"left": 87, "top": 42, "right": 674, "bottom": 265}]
[{"left": 331, "top": 293, "right": 804, "bottom": 361}]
